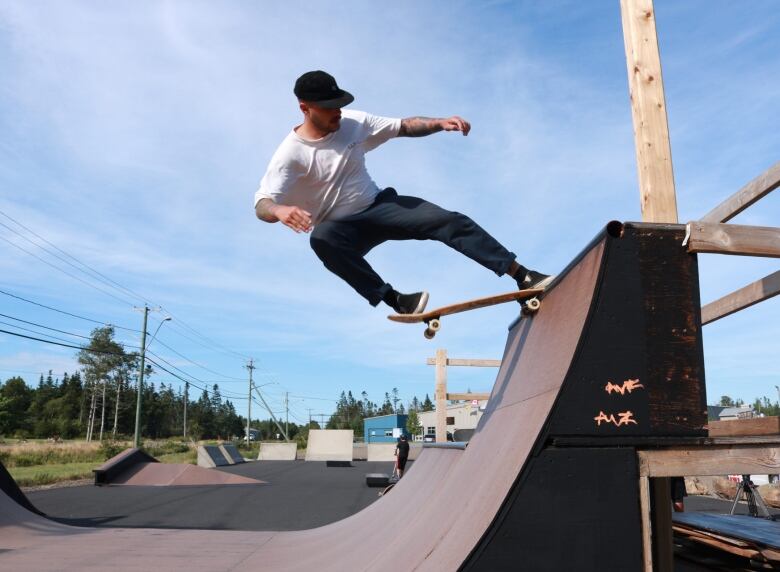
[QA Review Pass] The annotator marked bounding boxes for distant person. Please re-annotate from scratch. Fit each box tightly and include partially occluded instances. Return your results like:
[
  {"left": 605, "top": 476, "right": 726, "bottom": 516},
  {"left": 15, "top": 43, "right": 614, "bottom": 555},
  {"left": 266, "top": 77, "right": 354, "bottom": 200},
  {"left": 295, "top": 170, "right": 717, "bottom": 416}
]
[
  {"left": 395, "top": 434, "right": 410, "bottom": 478},
  {"left": 254, "top": 70, "right": 553, "bottom": 315},
  {"left": 671, "top": 476, "right": 687, "bottom": 512}
]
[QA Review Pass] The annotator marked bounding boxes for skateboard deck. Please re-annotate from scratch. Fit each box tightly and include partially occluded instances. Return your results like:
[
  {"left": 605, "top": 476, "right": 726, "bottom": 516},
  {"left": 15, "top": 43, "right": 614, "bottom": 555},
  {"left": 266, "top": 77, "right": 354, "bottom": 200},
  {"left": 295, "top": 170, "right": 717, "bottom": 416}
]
[{"left": 388, "top": 288, "right": 544, "bottom": 339}]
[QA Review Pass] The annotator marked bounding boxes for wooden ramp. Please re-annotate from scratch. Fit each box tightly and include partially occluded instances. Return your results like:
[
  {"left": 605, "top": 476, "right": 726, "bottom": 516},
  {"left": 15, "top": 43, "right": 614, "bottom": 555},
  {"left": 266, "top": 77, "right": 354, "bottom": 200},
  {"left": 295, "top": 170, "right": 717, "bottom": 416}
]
[{"left": 0, "top": 222, "right": 712, "bottom": 571}]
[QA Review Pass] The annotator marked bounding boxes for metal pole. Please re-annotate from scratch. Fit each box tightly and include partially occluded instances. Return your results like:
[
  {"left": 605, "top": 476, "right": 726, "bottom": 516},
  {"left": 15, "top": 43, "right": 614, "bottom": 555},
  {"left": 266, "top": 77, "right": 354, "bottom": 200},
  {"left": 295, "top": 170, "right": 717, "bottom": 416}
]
[
  {"left": 183, "top": 381, "right": 188, "bottom": 438},
  {"left": 253, "top": 384, "right": 289, "bottom": 441},
  {"left": 246, "top": 360, "right": 254, "bottom": 445},
  {"left": 285, "top": 392, "right": 289, "bottom": 438},
  {"left": 133, "top": 305, "right": 149, "bottom": 448}
]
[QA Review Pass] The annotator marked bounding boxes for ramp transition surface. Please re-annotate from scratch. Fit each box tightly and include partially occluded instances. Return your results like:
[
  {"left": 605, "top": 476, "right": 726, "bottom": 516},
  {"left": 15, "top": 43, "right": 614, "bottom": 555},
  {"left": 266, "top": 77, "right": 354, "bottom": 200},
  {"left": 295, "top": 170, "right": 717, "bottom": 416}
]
[{"left": 0, "top": 222, "right": 710, "bottom": 571}]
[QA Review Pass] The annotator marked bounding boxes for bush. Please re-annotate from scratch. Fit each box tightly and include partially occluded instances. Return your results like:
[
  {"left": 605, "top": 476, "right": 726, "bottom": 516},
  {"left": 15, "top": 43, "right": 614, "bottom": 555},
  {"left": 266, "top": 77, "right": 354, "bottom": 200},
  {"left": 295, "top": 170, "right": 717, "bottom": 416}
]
[{"left": 99, "top": 441, "right": 124, "bottom": 460}]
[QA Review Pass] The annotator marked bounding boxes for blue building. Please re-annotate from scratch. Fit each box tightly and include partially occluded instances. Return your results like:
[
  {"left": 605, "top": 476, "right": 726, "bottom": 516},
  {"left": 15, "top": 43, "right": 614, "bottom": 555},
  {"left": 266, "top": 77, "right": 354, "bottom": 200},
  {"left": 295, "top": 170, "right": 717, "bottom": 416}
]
[{"left": 363, "top": 414, "right": 408, "bottom": 443}]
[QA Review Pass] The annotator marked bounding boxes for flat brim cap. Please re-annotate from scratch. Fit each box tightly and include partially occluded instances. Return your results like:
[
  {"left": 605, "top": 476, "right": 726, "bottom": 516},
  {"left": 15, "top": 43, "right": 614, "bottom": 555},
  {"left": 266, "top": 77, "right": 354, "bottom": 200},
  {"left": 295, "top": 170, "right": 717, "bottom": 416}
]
[
  {"left": 294, "top": 70, "right": 355, "bottom": 109},
  {"left": 311, "top": 90, "right": 354, "bottom": 109}
]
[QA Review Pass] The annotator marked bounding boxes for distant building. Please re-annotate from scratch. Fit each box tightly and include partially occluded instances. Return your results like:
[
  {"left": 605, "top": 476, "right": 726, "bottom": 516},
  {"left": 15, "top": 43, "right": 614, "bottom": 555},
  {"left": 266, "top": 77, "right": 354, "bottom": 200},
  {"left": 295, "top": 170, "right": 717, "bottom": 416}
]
[
  {"left": 363, "top": 414, "right": 408, "bottom": 443},
  {"left": 417, "top": 400, "right": 487, "bottom": 441},
  {"left": 718, "top": 405, "right": 755, "bottom": 420}
]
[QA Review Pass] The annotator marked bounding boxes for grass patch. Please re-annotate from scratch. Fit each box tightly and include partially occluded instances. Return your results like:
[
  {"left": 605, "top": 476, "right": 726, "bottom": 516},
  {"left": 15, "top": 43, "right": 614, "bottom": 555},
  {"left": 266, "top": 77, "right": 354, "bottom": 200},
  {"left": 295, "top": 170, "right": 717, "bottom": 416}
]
[{"left": 10, "top": 462, "right": 96, "bottom": 487}]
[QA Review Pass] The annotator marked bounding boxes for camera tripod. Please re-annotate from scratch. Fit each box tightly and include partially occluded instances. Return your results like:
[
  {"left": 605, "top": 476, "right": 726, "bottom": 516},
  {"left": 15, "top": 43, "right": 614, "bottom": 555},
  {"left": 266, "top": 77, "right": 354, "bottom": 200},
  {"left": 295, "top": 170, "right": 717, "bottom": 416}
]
[{"left": 729, "top": 475, "right": 776, "bottom": 520}]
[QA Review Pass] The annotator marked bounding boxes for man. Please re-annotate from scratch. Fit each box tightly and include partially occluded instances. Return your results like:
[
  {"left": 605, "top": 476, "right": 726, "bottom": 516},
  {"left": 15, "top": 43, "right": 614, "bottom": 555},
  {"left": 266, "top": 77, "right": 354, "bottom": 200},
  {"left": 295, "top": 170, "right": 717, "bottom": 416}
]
[
  {"left": 255, "top": 70, "right": 552, "bottom": 314},
  {"left": 394, "top": 434, "right": 410, "bottom": 479}
]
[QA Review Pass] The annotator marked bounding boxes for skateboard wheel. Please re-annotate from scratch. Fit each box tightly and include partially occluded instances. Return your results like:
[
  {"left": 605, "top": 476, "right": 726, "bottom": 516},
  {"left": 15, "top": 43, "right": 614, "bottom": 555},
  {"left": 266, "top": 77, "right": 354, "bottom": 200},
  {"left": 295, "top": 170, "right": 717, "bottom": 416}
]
[
  {"left": 424, "top": 328, "right": 436, "bottom": 340},
  {"left": 429, "top": 319, "right": 441, "bottom": 332},
  {"left": 526, "top": 297, "right": 540, "bottom": 312}
]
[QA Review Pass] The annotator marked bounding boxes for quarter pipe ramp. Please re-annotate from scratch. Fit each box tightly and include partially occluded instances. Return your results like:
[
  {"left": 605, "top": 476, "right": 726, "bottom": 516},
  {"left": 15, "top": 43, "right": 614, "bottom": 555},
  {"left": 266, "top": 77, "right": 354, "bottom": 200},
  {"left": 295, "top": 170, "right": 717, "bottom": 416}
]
[{"left": 0, "top": 222, "right": 707, "bottom": 571}]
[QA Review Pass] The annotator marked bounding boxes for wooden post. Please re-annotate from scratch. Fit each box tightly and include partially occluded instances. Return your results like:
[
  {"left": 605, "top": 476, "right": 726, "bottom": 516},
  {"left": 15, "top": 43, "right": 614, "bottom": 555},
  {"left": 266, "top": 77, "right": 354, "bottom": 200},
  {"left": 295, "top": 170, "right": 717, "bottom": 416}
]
[
  {"left": 435, "top": 349, "right": 448, "bottom": 443},
  {"left": 620, "top": 0, "right": 678, "bottom": 223}
]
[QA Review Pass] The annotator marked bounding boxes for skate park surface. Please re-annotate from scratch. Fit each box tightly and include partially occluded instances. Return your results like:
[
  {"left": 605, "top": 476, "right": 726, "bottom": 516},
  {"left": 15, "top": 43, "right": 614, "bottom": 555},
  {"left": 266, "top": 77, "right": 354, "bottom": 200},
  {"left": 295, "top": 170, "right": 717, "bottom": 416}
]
[{"left": 2, "top": 223, "right": 779, "bottom": 571}]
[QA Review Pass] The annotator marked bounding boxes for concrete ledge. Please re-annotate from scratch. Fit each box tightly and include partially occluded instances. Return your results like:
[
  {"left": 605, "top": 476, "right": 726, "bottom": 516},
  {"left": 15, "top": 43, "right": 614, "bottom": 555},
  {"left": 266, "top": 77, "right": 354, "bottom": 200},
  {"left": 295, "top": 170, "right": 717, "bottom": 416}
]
[
  {"left": 93, "top": 447, "right": 158, "bottom": 485},
  {"left": 258, "top": 442, "right": 297, "bottom": 461},
  {"left": 305, "top": 430, "right": 353, "bottom": 462},
  {"left": 367, "top": 443, "right": 396, "bottom": 462}
]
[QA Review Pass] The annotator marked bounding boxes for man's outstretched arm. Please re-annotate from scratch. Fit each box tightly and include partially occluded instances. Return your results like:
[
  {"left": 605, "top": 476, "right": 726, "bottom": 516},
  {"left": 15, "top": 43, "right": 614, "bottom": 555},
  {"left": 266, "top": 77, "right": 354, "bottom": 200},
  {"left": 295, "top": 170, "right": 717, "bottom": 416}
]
[
  {"left": 255, "top": 198, "right": 312, "bottom": 233},
  {"left": 398, "top": 116, "right": 471, "bottom": 137}
]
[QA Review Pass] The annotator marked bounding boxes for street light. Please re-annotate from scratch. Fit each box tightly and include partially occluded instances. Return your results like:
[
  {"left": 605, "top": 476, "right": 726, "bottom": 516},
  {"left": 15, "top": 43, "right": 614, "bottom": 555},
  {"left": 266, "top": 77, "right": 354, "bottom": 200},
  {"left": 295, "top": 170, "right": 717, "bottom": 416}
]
[{"left": 133, "top": 310, "right": 171, "bottom": 448}]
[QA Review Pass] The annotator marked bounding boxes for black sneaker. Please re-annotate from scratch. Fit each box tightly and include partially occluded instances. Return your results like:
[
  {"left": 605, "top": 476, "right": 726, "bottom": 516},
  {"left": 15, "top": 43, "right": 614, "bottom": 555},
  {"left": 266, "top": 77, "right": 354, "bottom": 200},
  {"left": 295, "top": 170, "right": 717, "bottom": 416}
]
[
  {"left": 517, "top": 270, "right": 554, "bottom": 291},
  {"left": 394, "top": 291, "right": 429, "bottom": 314}
]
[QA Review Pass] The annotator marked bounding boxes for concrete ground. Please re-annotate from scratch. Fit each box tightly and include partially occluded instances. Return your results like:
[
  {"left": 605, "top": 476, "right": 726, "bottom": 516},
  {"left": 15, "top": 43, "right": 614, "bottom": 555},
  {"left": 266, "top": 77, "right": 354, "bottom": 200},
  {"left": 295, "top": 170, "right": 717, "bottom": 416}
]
[
  {"left": 28, "top": 460, "right": 400, "bottom": 531},
  {"left": 24, "top": 462, "right": 778, "bottom": 571}
]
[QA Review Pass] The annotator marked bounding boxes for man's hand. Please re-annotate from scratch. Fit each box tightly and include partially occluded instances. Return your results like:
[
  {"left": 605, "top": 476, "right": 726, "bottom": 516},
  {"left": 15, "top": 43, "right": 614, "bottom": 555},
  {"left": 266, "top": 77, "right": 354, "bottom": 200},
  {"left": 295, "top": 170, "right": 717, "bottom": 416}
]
[
  {"left": 274, "top": 205, "right": 312, "bottom": 233},
  {"left": 440, "top": 116, "right": 471, "bottom": 136},
  {"left": 256, "top": 198, "right": 312, "bottom": 233},
  {"left": 399, "top": 116, "right": 472, "bottom": 137}
]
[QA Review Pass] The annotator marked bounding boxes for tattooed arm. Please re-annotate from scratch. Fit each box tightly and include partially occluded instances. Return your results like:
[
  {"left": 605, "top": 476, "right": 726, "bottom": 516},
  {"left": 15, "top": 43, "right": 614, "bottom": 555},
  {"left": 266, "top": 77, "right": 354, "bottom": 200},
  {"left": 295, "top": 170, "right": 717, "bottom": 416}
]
[
  {"left": 255, "top": 198, "right": 312, "bottom": 233},
  {"left": 398, "top": 116, "right": 471, "bottom": 137}
]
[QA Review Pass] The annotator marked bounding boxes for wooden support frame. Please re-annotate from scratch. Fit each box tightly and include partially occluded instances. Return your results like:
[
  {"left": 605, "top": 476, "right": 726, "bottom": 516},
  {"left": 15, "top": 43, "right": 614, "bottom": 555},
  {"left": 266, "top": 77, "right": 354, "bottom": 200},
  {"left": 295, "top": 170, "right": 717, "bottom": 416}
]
[
  {"left": 620, "top": 0, "right": 678, "bottom": 223},
  {"left": 637, "top": 439, "right": 780, "bottom": 572},
  {"left": 685, "top": 222, "right": 780, "bottom": 258},
  {"left": 446, "top": 392, "right": 490, "bottom": 401},
  {"left": 701, "top": 160, "right": 780, "bottom": 223},
  {"left": 702, "top": 270, "right": 780, "bottom": 325},
  {"left": 428, "top": 351, "right": 500, "bottom": 443}
]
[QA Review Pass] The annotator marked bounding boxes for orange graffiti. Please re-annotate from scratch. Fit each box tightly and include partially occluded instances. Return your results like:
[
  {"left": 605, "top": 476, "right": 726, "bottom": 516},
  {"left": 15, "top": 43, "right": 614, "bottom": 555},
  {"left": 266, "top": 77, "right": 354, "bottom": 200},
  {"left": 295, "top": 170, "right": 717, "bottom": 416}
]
[
  {"left": 594, "top": 410, "right": 638, "bottom": 427},
  {"left": 605, "top": 378, "right": 644, "bottom": 395}
]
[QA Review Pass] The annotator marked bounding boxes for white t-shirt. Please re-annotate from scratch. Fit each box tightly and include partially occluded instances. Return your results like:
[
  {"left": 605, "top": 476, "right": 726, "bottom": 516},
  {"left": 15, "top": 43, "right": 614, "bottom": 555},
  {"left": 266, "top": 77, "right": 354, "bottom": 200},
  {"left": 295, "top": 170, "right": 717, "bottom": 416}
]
[{"left": 255, "top": 109, "right": 401, "bottom": 224}]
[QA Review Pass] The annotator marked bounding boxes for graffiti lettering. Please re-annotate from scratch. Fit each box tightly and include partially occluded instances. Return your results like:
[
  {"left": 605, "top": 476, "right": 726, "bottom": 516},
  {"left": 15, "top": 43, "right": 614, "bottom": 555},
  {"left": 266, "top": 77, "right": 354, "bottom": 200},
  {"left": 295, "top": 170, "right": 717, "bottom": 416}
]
[
  {"left": 605, "top": 378, "right": 644, "bottom": 395},
  {"left": 594, "top": 410, "right": 638, "bottom": 427}
]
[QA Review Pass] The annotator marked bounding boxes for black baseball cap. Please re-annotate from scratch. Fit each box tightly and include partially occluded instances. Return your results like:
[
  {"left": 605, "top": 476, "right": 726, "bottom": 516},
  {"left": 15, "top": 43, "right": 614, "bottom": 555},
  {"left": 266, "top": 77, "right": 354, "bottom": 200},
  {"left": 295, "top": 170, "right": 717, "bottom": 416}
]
[{"left": 294, "top": 70, "right": 354, "bottom": 109}]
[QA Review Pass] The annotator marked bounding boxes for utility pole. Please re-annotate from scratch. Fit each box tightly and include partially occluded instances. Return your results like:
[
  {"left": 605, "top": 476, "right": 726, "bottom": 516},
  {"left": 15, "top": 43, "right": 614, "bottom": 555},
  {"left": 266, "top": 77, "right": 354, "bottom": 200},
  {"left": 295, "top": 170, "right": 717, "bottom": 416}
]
[
  {"left": 253, "top": 383, "right": 289, "bottom": 441},
  {"left": 285, "top": 391, "right": 289, "bottom": 438},
  {"left": 133, "top": 306, "right": 149, "bottom": 448},
  {"left": 307, "top": 408, "right": 313, "bottom": 428},
  {"left": 246, "top": 360, "right": 255, "bottom": 445},
  {"left": 183, "top": 381, "right": 188, "bottom": 439}
]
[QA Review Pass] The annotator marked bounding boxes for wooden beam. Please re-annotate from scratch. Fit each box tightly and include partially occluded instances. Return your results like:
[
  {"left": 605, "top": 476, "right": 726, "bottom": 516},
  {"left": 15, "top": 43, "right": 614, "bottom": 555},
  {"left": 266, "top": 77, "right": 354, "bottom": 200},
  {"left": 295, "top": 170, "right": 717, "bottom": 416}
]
[
  {"left": 685, "top": 222, "right": 780, "bottom": 258},
  {"left": 446, "top": 393, "right": 490, "bottom": 401},
  {"left": 702, "top": 270, "right": 780, "bottom": 325},
  {"left": 638, "top": 445, "right": 780, "bottom": 477},
  {"left": 620, "top": 0, "right": 678, "bottom": 223},
  {"left": 701, "top": 160, "right": 780, "bottom": 223},
  {"left": 434, "top": 349, "right": 447, "bottom": 444},
  {"left": 639, "top": 476, "right": 654, "bottom": 572},
  {"left": 651, "top": 478, "right": 674, "bottom": 572},
  {"left": 426, "top": 358, "right": 501, "bottom": 367},
  {"left": 708, "top": 417, "right": 780, "bottom": 438}
]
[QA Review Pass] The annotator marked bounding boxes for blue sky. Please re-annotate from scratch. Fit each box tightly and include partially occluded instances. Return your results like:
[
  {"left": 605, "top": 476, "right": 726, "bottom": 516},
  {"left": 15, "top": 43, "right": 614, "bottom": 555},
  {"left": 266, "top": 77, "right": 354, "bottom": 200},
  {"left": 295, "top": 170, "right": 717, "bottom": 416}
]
[{"left": 1, "top": 1, "right": 778, "bottom": 426}]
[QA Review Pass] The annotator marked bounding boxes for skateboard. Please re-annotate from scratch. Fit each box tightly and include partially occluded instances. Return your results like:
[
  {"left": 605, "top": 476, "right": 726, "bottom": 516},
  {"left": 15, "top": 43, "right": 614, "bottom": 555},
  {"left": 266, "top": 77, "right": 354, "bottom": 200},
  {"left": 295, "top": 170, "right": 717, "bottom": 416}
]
[{"left": 388, "top": 288, "right": 544, "bottom": 339}]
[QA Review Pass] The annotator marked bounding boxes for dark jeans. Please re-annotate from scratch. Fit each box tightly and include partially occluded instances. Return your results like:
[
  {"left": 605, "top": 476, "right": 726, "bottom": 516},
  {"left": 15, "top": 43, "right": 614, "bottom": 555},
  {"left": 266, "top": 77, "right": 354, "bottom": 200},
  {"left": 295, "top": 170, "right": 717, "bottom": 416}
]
[{"left": 309, "top": 188, "right": 516, "bottom": 306}]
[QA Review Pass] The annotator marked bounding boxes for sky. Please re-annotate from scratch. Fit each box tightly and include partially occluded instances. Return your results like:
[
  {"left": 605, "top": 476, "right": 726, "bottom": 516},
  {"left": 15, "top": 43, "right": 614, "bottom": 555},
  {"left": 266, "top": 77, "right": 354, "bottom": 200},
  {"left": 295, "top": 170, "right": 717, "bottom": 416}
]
[{"left": 0, "top": 1, "right": 778, "bottom": 427}]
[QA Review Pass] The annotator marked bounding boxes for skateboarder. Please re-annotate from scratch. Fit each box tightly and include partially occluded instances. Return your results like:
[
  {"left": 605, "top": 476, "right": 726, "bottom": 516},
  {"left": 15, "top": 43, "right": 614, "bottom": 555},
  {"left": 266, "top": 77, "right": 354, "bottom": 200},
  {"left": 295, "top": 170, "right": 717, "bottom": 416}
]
[
  {"left": 254, "top": 70, "right": 552, "bottom": 314},
  {"left": 394, "top": 434, "right": 410, "bottom": 478}
]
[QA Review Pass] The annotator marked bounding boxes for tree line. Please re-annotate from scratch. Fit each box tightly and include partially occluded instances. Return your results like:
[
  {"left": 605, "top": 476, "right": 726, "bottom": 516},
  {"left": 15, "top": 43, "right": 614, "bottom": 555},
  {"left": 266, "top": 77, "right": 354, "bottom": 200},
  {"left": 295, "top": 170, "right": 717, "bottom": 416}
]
[
  {"left": 0, "top": 326, "right": 245, "bottom": 441},
  {"left": 324, "top": 389, "right": 435, "bottom": 439}
]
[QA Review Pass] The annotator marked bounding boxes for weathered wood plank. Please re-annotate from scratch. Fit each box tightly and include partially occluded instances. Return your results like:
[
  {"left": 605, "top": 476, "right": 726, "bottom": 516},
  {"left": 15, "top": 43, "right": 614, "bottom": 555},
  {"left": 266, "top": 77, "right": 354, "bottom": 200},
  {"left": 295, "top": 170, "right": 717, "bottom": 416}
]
[
  {"left": 685, "top": 222, "right": 780, "bottom": 258},
  {"left": 639, "top": 476, "right": 653, "bottom": 572},
  {"left": 426, "top": 358, "right": 501, "bottom": 367},
  {"left": 446, "top": 393, "right": 490, "bottom": 401},
  {"left": 701, "top": 160, "right": 780, "bottom": 223},
  {"left": 638, "top": 445, "right": 780, "bottom": 477},
  {"left": 435, "top": 349, "right": 447, "bottom": 444},
  {"left": 708, "top": 416, "right": 780, "bottom": 437},
  {"left": 702, "top": 270, "right": 780, "bottom": 325},
  {"left": 620, "top": 0, "right": 678, "bottom": 223}
]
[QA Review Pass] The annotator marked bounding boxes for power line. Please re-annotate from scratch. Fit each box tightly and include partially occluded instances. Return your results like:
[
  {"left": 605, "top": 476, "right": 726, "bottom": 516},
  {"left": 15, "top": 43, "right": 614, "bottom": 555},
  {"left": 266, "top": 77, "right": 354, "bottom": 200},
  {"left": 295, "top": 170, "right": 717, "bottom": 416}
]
[
  {"left": 0, "top": 234, "right": 137, "bottom": 307},
  {"left": 0, "top": 288, "right": 139, "bottom": 332},
  {"left": 0, "top": 213, "right": 149, "bottom": 305}
]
